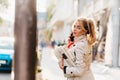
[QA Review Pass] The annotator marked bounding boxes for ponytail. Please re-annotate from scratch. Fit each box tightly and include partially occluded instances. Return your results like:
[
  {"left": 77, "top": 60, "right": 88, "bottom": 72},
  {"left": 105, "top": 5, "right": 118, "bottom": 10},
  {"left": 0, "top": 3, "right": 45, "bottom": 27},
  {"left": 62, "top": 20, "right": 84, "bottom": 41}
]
[
  {"left": 73, "top": 18, "right": 96, "bottom": 45},
  {"left": 87, "top": 19, "right": 96, "bottom": 45}
]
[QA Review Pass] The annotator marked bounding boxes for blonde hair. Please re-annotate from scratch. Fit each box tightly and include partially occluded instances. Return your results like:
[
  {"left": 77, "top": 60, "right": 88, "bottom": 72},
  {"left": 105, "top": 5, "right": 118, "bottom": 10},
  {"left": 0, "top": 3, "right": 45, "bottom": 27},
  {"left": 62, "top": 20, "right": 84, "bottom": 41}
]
[
  {"left": 72, "top": 18, "right": 96, "bottom": 45},
  {"left": 87, "top": 19, "right": 96, "bottom": 45}
]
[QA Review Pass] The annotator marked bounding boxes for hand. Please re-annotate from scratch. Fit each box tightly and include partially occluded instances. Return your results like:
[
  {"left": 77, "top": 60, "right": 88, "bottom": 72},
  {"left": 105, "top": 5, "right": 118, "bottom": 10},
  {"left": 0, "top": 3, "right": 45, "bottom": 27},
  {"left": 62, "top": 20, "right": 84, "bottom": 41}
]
[
  {"left": 67, "top": 40, "right": 74, "bottom": 48},
  {"left": 67, "top": 34, "right": 74, "bottom": 48},
  {"left": 58, "top": 57, "right": 64, "bottom": 69}
]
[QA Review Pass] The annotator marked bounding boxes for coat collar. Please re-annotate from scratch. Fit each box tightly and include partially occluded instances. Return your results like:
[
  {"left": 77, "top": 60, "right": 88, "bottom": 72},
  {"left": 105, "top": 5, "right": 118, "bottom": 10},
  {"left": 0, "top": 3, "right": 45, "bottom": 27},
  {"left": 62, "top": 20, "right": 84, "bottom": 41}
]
[{"left": 74, "top": 35, "right": 86, "bottom": 43}]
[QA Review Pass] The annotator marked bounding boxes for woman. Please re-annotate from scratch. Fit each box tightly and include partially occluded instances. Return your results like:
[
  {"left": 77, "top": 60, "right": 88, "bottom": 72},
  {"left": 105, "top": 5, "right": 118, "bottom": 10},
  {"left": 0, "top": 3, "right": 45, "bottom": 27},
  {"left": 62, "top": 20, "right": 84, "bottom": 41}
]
[{"left": 57, "top": 18, "right": 96, "bottom": 80}]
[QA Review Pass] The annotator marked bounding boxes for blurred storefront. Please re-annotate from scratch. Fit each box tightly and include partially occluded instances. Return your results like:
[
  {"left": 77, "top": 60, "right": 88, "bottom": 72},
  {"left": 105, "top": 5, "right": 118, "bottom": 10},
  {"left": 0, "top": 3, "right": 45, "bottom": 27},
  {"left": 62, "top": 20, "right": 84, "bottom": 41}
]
[
  {"left": 78, "top": 0, "right": 120, "bottom": 67},
  {"left": 48, "top": 0, "right": 77, "bottom": 43},
  {"left": 37, "top": 12, "right": 48, "bottom": 47},
  {"left": 48, "top": 0, "right": 120, "bottom": 67}
]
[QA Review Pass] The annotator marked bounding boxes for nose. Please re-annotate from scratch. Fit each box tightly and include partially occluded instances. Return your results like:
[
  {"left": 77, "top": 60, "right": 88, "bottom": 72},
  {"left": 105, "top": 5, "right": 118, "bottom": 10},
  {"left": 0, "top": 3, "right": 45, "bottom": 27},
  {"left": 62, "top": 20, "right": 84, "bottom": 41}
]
[
  {"left": 73, "top": 29, "right": 76, "bottom": 35},
  {"left": 73, "top": 27, "right": 77, "bottom": 32}
]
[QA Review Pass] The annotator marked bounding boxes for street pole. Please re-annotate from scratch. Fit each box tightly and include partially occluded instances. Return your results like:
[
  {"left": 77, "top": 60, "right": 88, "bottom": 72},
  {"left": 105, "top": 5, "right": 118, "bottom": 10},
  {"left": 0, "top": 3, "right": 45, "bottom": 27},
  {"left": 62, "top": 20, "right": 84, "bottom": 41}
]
[{"left": 14, "top": 0, "right": 37, "bottom": 80}]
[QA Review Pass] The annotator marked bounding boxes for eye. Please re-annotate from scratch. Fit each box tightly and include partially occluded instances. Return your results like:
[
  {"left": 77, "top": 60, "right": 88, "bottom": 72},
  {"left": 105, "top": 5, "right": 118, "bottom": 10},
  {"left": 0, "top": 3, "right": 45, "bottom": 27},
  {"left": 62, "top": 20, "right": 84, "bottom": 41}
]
[
  {"left": 77, "top": 26, "right": 81, "bottom": 29},
  {"left": 74, "top": 25, "right": 81, "bottom": 29}
]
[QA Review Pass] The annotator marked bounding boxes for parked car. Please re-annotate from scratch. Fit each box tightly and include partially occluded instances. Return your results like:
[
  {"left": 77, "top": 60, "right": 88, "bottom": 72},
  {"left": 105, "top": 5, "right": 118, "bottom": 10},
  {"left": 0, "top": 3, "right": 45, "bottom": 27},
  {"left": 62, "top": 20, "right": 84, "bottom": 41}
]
[{"left": 0, "top": 37, "right": 14, "bottom": 72}]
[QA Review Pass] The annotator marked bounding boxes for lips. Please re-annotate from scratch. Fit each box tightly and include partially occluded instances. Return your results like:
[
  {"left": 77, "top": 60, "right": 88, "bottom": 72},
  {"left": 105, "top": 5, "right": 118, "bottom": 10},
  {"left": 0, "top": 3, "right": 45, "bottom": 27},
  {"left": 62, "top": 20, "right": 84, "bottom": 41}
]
[{"left": 73, "top": 32, "right": 77, "bottom": 35}]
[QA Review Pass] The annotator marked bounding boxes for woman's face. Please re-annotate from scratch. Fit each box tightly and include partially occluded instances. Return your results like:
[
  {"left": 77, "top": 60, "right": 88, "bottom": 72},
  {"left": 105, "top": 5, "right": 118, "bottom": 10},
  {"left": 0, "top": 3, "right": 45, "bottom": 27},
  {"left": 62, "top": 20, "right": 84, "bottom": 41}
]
[{"left": 72, "top": 20, "right": 86, "bottom": 37}]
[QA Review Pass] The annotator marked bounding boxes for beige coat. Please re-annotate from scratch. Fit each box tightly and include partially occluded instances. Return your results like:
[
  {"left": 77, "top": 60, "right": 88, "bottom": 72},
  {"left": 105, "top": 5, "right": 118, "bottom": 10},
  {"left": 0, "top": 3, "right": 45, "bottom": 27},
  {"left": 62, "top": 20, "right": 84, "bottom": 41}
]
[{"left": 64, "top": 35, "right": 95, "bottom": 80}]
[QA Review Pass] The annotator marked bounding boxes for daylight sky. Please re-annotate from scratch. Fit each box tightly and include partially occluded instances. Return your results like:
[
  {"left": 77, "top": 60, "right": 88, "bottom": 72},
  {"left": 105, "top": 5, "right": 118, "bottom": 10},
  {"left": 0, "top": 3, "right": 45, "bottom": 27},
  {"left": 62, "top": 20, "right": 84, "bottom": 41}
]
[{"left": 0, "top": 0, "right": 46, "bottom": 22}]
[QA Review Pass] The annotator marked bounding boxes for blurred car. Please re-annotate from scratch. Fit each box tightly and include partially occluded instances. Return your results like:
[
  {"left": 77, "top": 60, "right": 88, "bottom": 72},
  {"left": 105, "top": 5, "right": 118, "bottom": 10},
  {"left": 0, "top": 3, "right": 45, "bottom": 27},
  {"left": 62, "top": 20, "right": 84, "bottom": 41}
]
[{"left": 0, "top": 37, "right": 14, "bottom": 72}]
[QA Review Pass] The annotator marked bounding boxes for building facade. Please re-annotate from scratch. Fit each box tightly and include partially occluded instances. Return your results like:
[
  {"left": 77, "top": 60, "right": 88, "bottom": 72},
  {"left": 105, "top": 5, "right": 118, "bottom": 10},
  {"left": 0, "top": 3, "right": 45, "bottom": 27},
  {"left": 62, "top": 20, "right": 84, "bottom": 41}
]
[
  {"left": 78, "top": 0, "right": 120, "bottom": 67},
  {"left": 48, "top": 0, "right": 120, "bottom": 67}
]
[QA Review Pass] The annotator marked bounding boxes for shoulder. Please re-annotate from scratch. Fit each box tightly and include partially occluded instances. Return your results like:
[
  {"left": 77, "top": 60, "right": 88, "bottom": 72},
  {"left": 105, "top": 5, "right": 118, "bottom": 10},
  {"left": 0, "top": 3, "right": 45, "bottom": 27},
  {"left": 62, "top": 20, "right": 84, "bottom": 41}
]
[{"left": 76, "top": 38, "right": 88, "bottom": 47}]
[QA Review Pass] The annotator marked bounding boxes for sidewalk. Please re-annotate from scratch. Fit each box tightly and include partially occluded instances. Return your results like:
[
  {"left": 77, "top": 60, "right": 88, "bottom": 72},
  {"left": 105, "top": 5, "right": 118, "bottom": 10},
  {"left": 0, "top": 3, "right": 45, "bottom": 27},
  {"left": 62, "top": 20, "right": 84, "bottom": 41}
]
[
  {"left": 39, "top": 47, "right": 66, "bottom": 80},
  {"left": 37, "top": 47, "right": 120, "bottom": 80},
  {"left": 107, "top": 65, "right": 120, "bottom": 80},
  {"left": 91, "top": 61, "right": 120, "bottom": 80}
]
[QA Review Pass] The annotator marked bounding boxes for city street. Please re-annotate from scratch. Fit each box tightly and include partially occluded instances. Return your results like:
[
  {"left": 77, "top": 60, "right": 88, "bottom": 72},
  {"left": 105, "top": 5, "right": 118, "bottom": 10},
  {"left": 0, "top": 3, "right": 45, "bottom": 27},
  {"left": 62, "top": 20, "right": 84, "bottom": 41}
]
[
  {"left": 0, "top": 47, "right": 120, "bottom": 80},
  {"left": 0, "top": 0, "right": 120, "bottom": 80},
  {"left": 0, "top": 72, "right": 11, "bottom": 80}
]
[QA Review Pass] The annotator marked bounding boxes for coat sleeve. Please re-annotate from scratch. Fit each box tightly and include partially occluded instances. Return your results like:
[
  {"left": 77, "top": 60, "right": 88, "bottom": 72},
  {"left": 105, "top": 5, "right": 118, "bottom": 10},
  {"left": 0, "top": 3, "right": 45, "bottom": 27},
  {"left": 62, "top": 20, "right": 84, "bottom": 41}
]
[{"left": 64, "top": 42, "right": 89, "bottom": 77}]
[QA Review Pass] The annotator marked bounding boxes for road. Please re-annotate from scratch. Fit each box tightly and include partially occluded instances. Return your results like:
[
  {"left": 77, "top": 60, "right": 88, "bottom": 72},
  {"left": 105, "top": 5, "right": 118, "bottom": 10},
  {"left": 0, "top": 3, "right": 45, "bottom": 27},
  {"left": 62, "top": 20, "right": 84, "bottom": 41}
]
[{"left": 0, "top": 72, "right": 11, "bottom": 80}]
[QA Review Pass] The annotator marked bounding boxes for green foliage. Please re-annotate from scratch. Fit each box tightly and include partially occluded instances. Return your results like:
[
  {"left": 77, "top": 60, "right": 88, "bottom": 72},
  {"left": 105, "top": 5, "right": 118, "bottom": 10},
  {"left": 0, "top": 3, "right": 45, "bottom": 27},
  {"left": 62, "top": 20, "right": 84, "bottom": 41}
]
[
  {"left": 0, "top": 0, "right": 9, "bottom": 24},
  {"left": 43, "top": 29, "right": 52, "bottom": 42},
  {"left": 0, "top": 0, "right": 9, "bottom": 11},
  {"left": 0, "top": 17, "right": 3, "bottom": 25},
  {"left": 46, "top": 1, "right": 55, "bottom": 22}
]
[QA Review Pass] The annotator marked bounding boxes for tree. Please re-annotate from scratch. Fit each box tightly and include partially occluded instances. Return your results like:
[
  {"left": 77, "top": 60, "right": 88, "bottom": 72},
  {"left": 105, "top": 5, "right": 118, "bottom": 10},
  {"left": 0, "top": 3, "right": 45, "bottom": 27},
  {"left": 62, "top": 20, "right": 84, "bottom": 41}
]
[
  {"left": 0, "top": 0, "right": 9, "bottom": 24},
  {"left": 46, "top": 0, "right": 55, "bottom": 22},
  {"left": 0, "top": 17, "right": 3, "bottom": 25},
  {"left": 44, "top": 0, "right": 55, "bottom": 41},
  {"left": 0, "top": 0, "right": 9, "bottom": 9}
]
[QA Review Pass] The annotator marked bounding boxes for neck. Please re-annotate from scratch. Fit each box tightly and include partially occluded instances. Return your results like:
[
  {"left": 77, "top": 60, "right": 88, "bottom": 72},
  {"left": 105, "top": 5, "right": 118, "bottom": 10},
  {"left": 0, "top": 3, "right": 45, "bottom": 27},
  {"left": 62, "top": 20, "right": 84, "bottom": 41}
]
[{"left": 74, "top": 35, "right": 86, "bottom": 43}]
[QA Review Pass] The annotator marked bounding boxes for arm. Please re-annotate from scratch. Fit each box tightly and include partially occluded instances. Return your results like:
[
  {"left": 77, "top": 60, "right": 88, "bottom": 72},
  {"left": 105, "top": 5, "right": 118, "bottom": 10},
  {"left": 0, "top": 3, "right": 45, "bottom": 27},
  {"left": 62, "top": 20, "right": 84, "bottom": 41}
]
[{"left": 63, "top": 42, "right": 89, "bottom": 77}]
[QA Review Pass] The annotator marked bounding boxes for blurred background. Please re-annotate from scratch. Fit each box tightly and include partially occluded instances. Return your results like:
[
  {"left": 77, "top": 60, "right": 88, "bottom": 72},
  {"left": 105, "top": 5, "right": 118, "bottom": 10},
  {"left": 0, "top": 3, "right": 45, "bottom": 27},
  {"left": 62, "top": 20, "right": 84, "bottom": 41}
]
[{"left": 0, "top": 0, "right": 120, "bottom": 80}]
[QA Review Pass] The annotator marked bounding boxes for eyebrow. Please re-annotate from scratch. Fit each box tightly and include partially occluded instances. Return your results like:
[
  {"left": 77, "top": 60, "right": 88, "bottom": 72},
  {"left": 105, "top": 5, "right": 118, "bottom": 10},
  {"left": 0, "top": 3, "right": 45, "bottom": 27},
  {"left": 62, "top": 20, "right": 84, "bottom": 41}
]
[{"left": 74, "top": 25, "right": 81, "bottom": 28}]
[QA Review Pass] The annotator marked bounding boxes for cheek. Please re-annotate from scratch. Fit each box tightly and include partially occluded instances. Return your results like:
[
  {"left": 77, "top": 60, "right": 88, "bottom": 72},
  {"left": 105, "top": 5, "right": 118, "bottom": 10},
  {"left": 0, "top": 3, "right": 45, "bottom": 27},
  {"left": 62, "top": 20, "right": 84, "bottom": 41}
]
[
  {"left": 73, "top": 30, "right": 83, "bottom": 36},
  {"left": 77, "top": 30, "right": 83, "bottom": 35}
]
